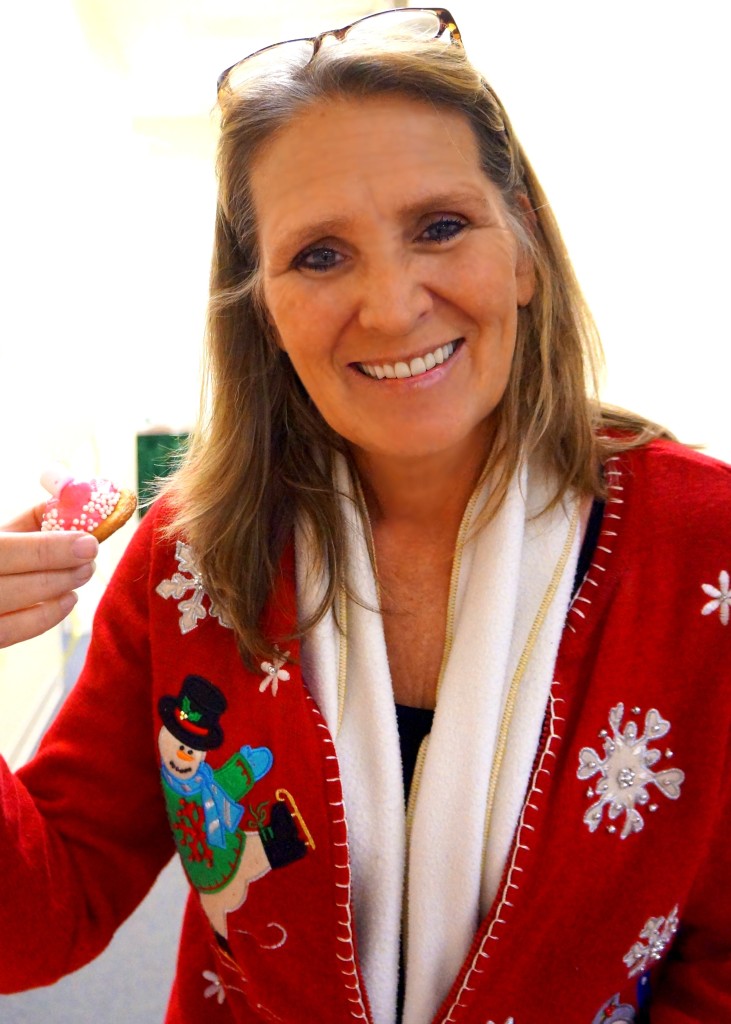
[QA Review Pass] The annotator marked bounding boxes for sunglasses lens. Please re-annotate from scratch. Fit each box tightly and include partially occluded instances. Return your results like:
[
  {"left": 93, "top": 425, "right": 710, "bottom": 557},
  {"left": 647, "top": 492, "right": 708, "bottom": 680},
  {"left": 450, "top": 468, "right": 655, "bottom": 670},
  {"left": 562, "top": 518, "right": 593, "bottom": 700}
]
[
  {"left": 218, "top": 10, "right": 461, "bottom": 95},
  {"left": 222, "top": 39, "right": 315, "bottom": 93},
  {"left": 346, "top": 9, "right": 447, "bottom": 46}
]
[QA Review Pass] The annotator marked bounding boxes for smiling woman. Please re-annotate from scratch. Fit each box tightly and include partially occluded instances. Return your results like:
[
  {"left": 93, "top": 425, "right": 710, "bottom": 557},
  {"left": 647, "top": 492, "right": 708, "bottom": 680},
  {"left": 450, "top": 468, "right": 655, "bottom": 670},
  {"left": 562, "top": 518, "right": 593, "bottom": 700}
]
[
  {"left": 254, "top": 95, "right": 533, "bottom": 467},
  {"left": 166, "top": 11, "right": 666, "bottom": 669},
  {"left": 1, "top": 7, "right": 730, "bottom": 1024}
]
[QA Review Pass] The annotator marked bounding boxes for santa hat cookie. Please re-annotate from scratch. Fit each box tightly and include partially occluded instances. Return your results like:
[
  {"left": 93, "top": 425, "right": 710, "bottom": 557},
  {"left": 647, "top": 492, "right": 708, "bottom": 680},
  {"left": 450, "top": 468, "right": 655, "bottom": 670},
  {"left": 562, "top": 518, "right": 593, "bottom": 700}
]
[{"left": 40, "top": 463, "right": 137, "bottom": 541}]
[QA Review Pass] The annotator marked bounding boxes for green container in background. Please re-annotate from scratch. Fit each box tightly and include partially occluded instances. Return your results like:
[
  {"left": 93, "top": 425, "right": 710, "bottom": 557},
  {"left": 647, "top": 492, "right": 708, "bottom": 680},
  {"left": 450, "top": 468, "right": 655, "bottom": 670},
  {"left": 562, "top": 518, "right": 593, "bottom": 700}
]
[{"left": 136, "top": 431, "right": 189, "bottom": 516}]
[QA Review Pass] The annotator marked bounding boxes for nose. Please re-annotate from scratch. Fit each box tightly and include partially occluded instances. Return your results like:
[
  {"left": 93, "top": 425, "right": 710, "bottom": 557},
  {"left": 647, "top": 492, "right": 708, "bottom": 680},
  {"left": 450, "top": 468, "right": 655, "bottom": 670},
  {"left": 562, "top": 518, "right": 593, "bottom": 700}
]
[{"left": 356, "top": 256, "right": 433, "bottom": 337}]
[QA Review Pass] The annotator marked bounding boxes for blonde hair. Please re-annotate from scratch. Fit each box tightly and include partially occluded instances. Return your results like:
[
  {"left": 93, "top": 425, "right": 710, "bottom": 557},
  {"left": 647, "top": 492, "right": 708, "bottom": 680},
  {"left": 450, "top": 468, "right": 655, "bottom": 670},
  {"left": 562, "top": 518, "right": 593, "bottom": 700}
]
[{"left": 162, "top": 34, "right": 670, "bottom": 664}]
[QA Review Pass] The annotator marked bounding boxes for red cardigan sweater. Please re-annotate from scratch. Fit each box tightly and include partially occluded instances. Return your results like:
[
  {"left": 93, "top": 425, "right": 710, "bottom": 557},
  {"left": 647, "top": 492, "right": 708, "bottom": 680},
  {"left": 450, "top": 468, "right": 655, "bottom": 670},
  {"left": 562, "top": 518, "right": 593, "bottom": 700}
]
[{"left": 1, "top": 440, "right": 730, "bottom": 1024}]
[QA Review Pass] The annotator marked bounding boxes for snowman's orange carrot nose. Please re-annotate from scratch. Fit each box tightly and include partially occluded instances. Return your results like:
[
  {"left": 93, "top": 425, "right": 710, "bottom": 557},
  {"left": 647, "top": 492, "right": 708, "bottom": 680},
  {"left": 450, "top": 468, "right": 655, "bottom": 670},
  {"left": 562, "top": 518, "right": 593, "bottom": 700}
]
[{"left": 177, "top": 749, "right": 195, "bottom": 762}]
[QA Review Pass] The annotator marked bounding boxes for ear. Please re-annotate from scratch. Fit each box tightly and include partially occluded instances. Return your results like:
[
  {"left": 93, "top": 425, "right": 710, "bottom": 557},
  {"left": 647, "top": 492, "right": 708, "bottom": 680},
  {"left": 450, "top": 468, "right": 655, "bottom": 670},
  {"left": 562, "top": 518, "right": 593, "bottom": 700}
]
[{"left": 514, "top": 193, "right": 537, "bottom": 308}]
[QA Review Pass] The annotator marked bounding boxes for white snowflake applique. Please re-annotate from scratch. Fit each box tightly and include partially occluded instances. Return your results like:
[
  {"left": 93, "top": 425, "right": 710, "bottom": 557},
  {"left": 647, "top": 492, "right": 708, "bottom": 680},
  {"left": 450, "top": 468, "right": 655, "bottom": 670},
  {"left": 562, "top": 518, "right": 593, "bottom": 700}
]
[
  {"left": 202, "top": 970, "right": 226, "bottom": 1004},
  {"left": 577, "top": 704, "right": 685, "bottom": 838},
  {"left": 623, "top": 904, "right": 680, "bottom": 977},
  {"left": 259, "top": 649, "right": 291, "bottom": 696},
  {"left": 701, "top": 570, "right": 731, "bottom": 625},
  {"left": 156, "top": 541, "right": 232, "bottom": 635}
]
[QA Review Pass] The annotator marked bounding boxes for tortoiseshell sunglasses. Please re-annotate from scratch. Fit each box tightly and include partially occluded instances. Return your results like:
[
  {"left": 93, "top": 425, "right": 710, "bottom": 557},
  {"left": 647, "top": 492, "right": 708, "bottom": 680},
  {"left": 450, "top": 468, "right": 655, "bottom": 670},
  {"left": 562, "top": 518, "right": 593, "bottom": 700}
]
[{"left": 217, "top": 7, "right": 463, "bottom": 95}]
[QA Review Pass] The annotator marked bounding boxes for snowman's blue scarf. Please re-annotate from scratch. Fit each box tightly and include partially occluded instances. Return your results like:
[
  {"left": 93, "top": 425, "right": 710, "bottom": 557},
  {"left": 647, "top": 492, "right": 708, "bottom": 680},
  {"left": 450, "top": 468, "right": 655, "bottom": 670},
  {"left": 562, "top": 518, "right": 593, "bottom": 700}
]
[{"left": 161, "top": 760, "right": 243, "bottom": 848}]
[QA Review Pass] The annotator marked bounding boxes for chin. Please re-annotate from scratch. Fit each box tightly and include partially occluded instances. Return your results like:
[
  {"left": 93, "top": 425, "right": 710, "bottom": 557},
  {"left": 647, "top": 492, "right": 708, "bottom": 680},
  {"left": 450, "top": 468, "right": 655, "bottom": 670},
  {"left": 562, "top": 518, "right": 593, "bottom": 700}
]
[{"left": 351, "top": 414, "right": 496, "bottom": 463}]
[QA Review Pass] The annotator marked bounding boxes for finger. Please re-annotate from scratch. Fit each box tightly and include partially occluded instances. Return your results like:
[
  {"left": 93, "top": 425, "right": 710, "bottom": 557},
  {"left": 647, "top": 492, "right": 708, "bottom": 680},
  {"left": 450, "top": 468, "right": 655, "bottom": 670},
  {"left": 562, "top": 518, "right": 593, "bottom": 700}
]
[
  {"left": 0, "top": 592, "right": 78, "bottom": 650},
  {"left": 0, "top": 530, "right": 99, "bottom": 576},
  {"left": 1, "top": 503, "right": 47, "bottom": 533},
  {"left": 0, "top": 561, "right": 95, "bottom": 617}
]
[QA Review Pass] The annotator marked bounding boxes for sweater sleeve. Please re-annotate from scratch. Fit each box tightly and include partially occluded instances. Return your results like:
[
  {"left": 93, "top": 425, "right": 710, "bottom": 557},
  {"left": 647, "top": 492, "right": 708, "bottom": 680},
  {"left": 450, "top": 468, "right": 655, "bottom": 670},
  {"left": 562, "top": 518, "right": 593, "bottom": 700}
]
[{"left": 0, "top": 507, "right": 175, "bottom": 992}]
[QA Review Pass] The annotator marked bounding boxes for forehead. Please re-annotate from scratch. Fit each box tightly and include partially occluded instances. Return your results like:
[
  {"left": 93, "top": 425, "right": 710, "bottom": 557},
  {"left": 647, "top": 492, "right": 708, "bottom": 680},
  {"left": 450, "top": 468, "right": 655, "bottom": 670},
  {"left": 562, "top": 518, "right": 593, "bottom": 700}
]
[{"left": 249, "top": 94, "right": 497, "bottom": 251}]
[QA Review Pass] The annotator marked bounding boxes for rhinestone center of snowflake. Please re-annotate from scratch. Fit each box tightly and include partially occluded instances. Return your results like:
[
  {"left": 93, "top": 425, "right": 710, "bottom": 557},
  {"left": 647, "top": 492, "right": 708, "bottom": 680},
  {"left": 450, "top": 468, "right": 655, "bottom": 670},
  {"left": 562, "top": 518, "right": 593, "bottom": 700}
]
[
  {"left": 578, "top": 704, "right": 685, "bottom": 838},
  {"left": 623, "top": 905, "right": 680, "bottom": 977},
  {"left": 156, "top": 541, "right": 233, "bottom": 635}
]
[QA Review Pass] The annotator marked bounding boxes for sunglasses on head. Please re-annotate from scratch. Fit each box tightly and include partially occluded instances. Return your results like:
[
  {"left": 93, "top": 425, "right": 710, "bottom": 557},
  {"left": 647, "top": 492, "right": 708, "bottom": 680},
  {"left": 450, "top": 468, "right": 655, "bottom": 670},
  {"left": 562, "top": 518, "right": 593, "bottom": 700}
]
[{"left": 217, "top": 7, "right": 463, "bottom": 95}]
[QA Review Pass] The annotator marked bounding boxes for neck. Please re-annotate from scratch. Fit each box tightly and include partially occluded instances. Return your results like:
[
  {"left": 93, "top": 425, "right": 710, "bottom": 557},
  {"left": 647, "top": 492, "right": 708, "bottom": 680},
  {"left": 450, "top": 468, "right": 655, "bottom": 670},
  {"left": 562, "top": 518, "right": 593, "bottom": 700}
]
[{"left": 351, "top": 430, "right": 492, "bottom": 539}]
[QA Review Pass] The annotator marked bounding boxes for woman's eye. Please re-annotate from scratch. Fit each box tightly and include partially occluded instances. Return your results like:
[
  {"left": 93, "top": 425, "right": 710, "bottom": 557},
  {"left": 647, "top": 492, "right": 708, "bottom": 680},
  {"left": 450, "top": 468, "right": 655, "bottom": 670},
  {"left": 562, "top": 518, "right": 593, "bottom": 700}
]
[
  {"left": 293, "top": 246, "right": 343, "bottom": 272},
  {"left": 421, "top": 216, "right": 468, "bottom": 244}
]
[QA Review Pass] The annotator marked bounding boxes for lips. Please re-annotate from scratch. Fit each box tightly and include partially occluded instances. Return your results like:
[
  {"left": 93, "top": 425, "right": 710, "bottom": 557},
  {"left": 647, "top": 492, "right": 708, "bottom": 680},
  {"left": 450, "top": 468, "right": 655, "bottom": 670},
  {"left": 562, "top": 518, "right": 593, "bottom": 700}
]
[{"left": 356, "top": 339, "right": 462, "bottom": 380}]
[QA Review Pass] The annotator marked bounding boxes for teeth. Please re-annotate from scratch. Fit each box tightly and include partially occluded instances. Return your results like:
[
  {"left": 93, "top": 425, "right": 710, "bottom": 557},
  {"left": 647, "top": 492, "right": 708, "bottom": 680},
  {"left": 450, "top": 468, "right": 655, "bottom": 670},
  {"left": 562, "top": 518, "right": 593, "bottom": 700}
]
[
  {"left": 359, "top": 341, "right": 458, "bottom": 380},
  {"left": 410, "top": 356, "right": 427, "bottom": 375}
]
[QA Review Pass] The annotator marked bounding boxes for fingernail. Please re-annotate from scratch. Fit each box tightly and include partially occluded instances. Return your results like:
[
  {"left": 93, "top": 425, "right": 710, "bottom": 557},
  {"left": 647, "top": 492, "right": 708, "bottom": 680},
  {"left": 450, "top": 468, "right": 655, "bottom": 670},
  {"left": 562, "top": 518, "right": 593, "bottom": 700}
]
[
  {"left": 59, "top": 592, "right": 78, "bottom": 615},
  {"left": 71, "top": 535, "right": 99, "bottom": 559},
  {"left": 73, "top": 561, "right": 95, "bottom": 584}
]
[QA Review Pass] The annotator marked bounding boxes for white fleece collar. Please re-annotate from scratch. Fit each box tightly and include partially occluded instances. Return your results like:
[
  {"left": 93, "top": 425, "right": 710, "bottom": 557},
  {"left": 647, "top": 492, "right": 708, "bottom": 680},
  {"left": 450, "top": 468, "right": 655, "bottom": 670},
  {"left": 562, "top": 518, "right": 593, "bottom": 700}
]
[{"left": 297, "top": 456, "right": 580, "bottom": 1024}]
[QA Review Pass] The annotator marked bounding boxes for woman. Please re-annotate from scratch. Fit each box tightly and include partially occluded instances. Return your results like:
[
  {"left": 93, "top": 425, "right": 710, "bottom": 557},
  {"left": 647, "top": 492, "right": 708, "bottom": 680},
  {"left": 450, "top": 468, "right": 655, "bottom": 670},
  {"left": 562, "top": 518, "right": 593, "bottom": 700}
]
[{"left": 1, "top": 9, "right": 729, "bottom": 1023}]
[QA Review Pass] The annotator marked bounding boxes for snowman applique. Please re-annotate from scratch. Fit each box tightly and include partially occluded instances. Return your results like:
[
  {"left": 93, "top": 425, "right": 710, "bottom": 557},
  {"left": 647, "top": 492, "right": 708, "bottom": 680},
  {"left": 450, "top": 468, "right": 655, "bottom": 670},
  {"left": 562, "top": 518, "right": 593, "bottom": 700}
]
[{"left": 157, "top": 675, "right": 311, "bottom": 942}]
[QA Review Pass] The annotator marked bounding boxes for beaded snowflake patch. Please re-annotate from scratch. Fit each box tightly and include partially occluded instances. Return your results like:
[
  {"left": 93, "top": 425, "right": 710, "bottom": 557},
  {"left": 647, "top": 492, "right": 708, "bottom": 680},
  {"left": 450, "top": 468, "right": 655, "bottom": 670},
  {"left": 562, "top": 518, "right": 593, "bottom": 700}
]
[
  {"left": 577, "top": 704, "right": 685, "bottom": 838},
  {"left": 156, "top": 541, "right": 233, "bottom": 634},
  {"left": 623, "top": 905, "right": 680, "bottom": 977}
]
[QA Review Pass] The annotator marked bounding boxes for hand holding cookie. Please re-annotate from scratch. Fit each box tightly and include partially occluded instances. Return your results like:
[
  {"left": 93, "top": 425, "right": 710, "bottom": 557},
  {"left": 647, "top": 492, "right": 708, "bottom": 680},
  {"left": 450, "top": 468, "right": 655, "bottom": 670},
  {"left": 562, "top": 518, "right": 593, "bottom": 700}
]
[
  {"left": 0, "top": 467, "right": 136, "bottom": 648},
  {"left": 0, "top": 506, "right": 97, "bottom": 648}
]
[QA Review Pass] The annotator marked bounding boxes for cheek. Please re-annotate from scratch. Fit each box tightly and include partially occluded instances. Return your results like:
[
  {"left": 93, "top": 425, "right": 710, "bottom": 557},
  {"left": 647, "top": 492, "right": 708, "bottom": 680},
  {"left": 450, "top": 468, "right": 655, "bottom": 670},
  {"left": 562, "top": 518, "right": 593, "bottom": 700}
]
[
  {"left": 271, "top": 316, "right": 344, "bottom": 397},
  {"left": 444, "top": 243, "right": 521, "bottom": 315},
  {"left": 265, "top": 282, "right": 319, "bottom": 355},
  {"left": 466, "top": 279, "right": 520, "bottom": 354},
  {"left": 265, "top": 277, "right": 351, "bottom": 364},
  {"left": 462, "top": 280, "right": 520, "bottom": 393}
]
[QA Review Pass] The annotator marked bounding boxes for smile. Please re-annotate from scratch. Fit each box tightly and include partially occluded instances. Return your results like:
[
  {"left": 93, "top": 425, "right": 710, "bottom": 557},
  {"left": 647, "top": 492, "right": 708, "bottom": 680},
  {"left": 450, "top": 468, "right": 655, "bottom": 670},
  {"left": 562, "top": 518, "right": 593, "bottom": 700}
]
[
  {"left": 169, "top": 760, "right": 193, "bottom": 775},
  {"left": 356, "top": 339, "right": 462, "bottom": 380}
]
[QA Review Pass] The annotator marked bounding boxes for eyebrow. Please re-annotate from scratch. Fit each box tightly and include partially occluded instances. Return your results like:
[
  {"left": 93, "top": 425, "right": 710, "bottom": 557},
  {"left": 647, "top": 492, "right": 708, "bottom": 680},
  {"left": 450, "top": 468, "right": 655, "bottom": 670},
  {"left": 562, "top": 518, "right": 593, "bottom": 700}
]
[{"left": 272, "top": 187, "right": 492, "bottom": 257}]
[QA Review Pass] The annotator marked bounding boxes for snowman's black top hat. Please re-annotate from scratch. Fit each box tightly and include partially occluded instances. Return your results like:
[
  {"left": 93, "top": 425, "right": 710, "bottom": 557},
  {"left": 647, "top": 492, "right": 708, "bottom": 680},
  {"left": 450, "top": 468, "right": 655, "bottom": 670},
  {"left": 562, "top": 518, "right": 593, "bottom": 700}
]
[{"left": 158, "top": 675, "right": 227, "bottom": 750}]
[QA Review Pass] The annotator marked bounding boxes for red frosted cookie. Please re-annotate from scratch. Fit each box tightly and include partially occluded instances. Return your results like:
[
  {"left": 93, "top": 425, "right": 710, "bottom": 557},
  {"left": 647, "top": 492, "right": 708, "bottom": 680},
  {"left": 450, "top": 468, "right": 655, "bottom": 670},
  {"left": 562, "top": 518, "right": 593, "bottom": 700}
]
[{"left": 40, "top": 466, "right": 137, "bottom": 542}]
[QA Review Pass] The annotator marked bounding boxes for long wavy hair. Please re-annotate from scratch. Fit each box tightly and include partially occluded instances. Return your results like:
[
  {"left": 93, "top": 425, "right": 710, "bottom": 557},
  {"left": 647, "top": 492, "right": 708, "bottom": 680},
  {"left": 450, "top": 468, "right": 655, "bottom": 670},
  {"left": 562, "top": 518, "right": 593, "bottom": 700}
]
[{"left": 162, "top": 32, "right": 669, "bottom": 664}]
